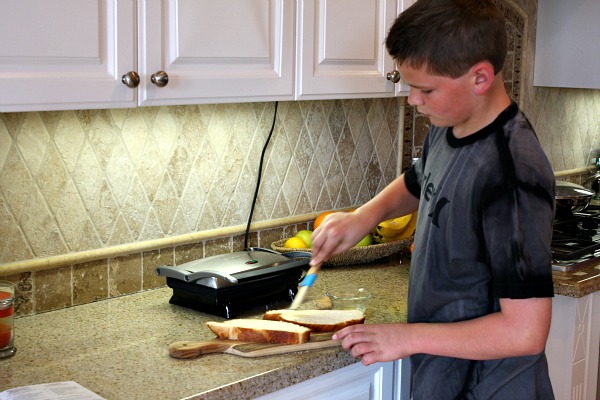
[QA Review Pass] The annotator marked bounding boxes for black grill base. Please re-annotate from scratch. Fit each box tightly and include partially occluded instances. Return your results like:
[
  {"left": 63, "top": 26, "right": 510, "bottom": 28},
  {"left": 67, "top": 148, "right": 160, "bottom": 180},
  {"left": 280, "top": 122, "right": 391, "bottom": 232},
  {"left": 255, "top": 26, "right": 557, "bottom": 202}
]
[{"left": 166, "top": 268, "right": 302, "bottom": 318}]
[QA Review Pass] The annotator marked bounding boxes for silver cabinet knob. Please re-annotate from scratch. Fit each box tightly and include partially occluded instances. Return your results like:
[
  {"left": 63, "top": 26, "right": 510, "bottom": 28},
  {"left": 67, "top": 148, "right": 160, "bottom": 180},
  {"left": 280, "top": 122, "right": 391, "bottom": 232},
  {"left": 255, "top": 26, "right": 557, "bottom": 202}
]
[
  {"left": 121, "top": 71, "right": 140, "bottom": 88},
  {"left": 386, "top": 70, "right": 400, "bottom": 83},
  {"left": 151, "top": 71, "right": 169, "bottom": 87}
]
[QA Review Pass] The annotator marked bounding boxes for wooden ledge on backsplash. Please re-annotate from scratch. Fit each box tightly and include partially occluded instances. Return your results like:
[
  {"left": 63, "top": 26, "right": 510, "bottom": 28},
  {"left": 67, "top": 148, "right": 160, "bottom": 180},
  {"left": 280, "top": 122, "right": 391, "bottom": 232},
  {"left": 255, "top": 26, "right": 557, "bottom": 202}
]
[
  {"left": 554, "top": 166, "right": 597, "bottom": 179},
  {"left": 0, "top": 206, "right": 359, "bottom": 277}
]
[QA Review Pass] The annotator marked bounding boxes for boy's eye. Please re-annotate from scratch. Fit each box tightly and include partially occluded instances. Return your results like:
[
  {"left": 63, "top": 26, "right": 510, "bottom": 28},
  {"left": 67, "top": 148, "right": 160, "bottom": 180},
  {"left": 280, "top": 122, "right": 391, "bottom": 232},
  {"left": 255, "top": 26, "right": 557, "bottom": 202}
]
[{"left": 421, "top": 89, "right": 433, "bottom": 94}]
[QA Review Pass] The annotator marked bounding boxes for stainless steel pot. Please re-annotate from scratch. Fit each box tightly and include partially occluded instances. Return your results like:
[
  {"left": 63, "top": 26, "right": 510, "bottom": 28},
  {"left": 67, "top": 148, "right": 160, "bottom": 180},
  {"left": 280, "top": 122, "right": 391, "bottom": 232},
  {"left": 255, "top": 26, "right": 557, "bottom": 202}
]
[
  {"left": 583, "top": 172, "right": 600, "bottom": 206},
  {"left": 555, "top": 180, "right": 594, "bottom": 217}
]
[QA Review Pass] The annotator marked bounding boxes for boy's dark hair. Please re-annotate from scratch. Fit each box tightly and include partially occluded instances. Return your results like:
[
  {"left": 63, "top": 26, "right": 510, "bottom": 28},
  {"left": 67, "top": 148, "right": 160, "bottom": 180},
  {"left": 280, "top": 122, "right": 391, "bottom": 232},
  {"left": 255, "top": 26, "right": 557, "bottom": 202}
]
[{"left": 385, "top": 0, "right": 507, "bottom": 79}]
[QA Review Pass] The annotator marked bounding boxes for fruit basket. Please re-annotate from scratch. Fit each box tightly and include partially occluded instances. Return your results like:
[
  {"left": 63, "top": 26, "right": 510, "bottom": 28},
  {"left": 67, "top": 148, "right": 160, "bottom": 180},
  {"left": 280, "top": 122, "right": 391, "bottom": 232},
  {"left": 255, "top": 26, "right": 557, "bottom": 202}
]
[{"left": 271, "top": 238, "right": 411, "bottom": 267}]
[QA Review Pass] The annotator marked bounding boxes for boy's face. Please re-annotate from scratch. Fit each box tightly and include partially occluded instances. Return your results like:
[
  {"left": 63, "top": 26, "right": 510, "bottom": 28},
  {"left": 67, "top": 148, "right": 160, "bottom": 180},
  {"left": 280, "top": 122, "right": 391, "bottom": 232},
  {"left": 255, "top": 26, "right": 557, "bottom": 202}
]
[{"left": 399, "top": 62, "right": 477, "bottom": 133}]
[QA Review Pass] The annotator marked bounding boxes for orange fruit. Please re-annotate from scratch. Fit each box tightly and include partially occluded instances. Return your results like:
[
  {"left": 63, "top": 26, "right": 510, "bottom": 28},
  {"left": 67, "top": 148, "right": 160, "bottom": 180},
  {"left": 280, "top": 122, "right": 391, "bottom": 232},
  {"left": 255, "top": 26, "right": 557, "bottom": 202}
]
[
  {"left": 283, "top": 237, "right": 308, "bottom": 249},
  {"left": 313, "top": 211, "right": 334, "bottom": 230}
]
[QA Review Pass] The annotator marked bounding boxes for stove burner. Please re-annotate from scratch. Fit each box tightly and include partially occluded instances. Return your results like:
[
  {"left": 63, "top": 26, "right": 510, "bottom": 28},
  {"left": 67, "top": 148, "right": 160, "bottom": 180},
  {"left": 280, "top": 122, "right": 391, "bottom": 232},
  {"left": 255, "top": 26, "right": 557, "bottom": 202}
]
[
  {"left": 551, "top": 208, "right": 600, "bottom": 266},
  {"left": 551, "top": 234, "right": 600, "bottom": 260}
]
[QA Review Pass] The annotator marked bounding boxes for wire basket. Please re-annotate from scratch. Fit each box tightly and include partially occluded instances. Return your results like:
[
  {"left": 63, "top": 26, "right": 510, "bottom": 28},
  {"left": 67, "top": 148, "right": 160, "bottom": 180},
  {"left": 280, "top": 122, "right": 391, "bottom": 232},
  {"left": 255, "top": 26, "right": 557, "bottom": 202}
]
[{"left": 271, "top": 238, "right": 411, "bottom": 267}]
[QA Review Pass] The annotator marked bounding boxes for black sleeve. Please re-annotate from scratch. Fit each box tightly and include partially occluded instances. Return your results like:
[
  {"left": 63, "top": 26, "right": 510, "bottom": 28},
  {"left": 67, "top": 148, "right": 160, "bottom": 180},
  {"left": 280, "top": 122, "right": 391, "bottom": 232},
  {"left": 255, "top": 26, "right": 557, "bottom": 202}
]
[
  {"left": 484, "top": 127, "right": 555, "bottom": 299},
  {"left": 404, "top": 163, "right": 422, "bottom": 199}
]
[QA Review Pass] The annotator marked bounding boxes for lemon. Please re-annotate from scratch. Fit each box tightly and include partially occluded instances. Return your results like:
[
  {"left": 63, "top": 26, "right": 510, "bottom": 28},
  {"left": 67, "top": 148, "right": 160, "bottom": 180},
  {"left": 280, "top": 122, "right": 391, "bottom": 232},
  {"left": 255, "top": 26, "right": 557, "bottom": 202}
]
[{"left": 283, "top": 237, "right": 308, "bottom": 249}]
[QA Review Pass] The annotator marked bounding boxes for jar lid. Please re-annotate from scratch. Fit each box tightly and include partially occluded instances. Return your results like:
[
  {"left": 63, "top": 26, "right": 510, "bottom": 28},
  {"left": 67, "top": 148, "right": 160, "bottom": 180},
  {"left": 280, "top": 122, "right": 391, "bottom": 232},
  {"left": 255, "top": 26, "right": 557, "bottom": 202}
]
[{"left": 0, "top": 291, "right": 14, "bottom": 309}]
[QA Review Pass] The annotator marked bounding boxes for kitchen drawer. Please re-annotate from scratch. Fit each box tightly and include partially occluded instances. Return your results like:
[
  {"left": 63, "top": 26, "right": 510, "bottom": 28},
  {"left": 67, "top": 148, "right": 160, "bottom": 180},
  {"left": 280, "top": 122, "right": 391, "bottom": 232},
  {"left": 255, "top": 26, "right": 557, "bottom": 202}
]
[{"left": 255, "top": 359, "right": 410, "bottom": 400}]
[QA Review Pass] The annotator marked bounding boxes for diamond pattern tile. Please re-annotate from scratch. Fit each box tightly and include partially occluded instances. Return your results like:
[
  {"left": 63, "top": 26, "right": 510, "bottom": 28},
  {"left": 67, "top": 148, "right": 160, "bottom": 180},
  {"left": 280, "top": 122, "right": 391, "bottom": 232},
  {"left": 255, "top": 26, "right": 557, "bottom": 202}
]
[{"left": 1, "top": 98, "right": 403, "bottom": 263}]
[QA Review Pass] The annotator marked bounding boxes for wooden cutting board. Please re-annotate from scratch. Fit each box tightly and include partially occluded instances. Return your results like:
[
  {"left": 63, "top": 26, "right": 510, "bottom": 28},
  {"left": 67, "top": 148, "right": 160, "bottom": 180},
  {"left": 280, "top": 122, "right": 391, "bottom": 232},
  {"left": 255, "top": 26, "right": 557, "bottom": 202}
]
[{"left": 169, "top": 332, "right": 339, "bottom": 359}]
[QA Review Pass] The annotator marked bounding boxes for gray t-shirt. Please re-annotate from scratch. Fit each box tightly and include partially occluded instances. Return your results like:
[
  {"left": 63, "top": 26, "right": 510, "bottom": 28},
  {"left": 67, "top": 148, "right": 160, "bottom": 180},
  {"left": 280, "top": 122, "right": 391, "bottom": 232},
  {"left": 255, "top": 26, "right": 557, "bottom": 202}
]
[{"left": 404, "top": 102, "right": 555, "bottom": 399}]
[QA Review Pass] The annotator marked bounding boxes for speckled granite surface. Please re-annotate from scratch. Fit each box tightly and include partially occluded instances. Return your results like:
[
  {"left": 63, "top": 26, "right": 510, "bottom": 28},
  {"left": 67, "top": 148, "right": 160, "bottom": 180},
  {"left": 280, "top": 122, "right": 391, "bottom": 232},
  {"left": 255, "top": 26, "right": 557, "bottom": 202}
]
[
  {"left": 552, "top": 263, "right": 600, "bottom": 298},
  {"left": 0, "top": 257, "right": 410, "bottom": 400},
  {"left": 1, "top": 255, "right": 597, "bottom": 399}
]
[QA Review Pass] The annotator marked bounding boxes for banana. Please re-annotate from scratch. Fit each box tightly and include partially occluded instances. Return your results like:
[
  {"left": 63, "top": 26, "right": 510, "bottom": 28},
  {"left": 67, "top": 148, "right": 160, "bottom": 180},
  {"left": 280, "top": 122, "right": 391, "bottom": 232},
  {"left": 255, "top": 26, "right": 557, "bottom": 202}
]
[
  {"left": 372, "top": 212, "right": 418, "bottom": 243},
  {"left": 372, "top": 232, "right": 400, "bottom": 243},
  {"left": 395, "top": 211, "right": 418, "bottom": 240},
  {"left": 375, "top": 214, "right": 412, "bottom": 238}
]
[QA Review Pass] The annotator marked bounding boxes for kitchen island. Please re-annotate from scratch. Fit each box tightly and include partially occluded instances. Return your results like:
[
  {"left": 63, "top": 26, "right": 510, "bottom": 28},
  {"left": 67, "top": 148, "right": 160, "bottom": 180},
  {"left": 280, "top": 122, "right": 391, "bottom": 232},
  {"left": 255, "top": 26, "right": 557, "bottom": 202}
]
[{"left": 1, "top": 254, "right": 599, "bottom": 400}]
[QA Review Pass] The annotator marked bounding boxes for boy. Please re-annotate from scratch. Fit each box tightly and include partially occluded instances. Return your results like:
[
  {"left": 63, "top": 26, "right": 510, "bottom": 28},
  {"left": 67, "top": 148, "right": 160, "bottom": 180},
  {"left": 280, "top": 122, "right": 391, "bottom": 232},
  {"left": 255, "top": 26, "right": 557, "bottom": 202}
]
[{"left": 309, "top": 0, "right": 556, "bottom": 398}]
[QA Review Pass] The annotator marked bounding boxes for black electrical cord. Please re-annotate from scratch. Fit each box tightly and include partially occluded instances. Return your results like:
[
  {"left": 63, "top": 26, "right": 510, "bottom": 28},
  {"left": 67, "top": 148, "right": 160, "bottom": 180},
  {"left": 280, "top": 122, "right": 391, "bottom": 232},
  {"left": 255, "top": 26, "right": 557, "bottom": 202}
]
[{"left": 244, "top": 101, "right": 279, "bottom": 250}]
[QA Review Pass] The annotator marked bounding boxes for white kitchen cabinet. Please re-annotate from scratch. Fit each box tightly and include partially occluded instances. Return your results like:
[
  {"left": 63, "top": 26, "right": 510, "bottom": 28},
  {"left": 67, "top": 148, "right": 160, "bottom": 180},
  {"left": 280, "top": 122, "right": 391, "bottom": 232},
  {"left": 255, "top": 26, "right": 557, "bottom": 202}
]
[
  {"left": 533, "top": 0, "right": 600, "bottom": 89},
  {"left": 0, "top": 0, "right": 294, "bottom": 112},
  {"left": 546, "top": 292, "right": 600, "bottom": 400},
  {"left": 296, "top": 0, "right": 399, "bottom": 99},
  {"left": 255, "top": 359, "right": 411, "bottom": 400},
  {"left": 0, "top": 0, "right": 412, "bottom": 112},
  {"left": 138, "top": 0, "right": 295, "bottom": 106},
  {"left": 0, "top": 0, "right": 137, "bottom": 112}
]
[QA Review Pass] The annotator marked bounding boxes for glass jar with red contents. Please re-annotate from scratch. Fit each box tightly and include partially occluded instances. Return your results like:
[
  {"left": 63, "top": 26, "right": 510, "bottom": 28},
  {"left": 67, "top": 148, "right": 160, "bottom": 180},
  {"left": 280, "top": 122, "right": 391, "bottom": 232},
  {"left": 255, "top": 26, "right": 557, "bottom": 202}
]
[{"left": 0, "top": 281, "right": 15, "bottom": 358}]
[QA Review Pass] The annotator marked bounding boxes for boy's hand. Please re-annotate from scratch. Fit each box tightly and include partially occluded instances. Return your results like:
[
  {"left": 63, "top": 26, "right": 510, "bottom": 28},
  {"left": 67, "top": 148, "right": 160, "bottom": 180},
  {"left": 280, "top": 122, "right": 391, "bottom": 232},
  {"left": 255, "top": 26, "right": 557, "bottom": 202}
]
[
  {"left": 309, "top": 211, "right": 372, "bottom": 266},
  {"left": 332, "top": 323, "right": 412, "bottom": 366}
]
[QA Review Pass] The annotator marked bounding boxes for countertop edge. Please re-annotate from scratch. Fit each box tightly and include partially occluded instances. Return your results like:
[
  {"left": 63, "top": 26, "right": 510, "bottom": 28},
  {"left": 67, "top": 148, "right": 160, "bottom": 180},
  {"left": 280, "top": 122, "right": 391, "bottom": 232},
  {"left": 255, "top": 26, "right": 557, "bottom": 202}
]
[{"left": 188, "top": 350, "right": 358, "bottom": 400}]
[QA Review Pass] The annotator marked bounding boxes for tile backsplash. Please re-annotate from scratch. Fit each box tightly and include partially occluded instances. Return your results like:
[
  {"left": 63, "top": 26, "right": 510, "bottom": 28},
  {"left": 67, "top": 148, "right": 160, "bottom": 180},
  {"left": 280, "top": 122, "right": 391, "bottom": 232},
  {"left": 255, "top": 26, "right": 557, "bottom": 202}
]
[
  {"left": 0, "top": 100, "right": 402, "bottom": 264},
  {"left": 517, "top": 0, "right": 600, "bottom": 174},
  {"left": 0, "top": 99, "right": 403, "bottom": 315}
]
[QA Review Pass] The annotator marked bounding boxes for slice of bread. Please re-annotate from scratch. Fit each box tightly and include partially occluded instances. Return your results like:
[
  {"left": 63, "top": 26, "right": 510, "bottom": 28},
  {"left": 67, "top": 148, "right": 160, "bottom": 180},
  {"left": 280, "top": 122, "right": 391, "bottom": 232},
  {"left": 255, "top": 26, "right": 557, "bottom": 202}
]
[
  {"left": 263, "top": 309, "right": 365, "bottom": 333},
  {"left": 206, "top": 319, "right": 311, "bottom": 345}
]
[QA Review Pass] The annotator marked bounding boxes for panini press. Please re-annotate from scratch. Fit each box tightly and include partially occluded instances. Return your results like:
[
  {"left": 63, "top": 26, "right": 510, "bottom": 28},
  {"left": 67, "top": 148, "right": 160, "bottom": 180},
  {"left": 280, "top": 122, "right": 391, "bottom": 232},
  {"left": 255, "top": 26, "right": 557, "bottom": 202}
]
[{"left": 156, "top": 248, "right": 311, "bottom": 318}]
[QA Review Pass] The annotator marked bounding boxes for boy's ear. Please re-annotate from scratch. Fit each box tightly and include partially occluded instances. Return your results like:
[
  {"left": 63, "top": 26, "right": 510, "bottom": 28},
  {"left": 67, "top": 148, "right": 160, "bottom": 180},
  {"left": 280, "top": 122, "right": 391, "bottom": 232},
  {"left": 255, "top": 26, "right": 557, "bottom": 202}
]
[{"left": 471, "top": 62, "right": 494, "bottom": 94}]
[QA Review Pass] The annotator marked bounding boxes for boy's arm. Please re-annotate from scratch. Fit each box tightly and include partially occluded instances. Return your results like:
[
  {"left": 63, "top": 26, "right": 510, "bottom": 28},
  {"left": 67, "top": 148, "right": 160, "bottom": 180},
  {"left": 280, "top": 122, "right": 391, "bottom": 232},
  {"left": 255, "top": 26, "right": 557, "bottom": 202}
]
[
  {"left": 333, "top": 297, "right": 552, "bottom": 365},
  {"left": 310, "top": 174, "right": 419, "bottom": 266}
]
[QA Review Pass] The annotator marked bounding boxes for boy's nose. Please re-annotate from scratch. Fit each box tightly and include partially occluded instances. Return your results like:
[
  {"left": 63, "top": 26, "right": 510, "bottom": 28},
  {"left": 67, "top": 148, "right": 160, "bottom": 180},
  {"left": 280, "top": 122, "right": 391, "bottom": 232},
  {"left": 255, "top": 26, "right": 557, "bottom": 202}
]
[{"left": 407, "top": 90, "right": 423, "bottom": 106}]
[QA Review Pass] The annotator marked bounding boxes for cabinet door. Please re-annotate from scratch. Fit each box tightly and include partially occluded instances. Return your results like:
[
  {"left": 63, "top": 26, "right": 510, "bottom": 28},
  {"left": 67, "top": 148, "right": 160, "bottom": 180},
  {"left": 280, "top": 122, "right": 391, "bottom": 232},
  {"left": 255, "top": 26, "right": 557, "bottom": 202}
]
[
  {"left": 139, "top": 0, "right": 295, "bottom": 106},
  {"left": 546, "top": 293, "right": 600, "bottom": 400},
  {"left": 0, "top": 0, "right": 136, "bottom": 112},
  {"left": 534, "top": 0, "right": 600, "bottom": 89},
  {"left": 254, "top": 361, "right": 396, "bottom": 400},
  {"left": 296, "top": 0, "right": 397, "bottom": 100}
]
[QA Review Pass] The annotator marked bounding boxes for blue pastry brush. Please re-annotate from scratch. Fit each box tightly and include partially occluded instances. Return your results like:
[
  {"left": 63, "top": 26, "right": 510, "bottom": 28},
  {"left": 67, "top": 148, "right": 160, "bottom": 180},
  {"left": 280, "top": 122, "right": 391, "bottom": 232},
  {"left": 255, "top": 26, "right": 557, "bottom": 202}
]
[{"left": 289, "top": 263, "right": 321, "bottom": 310}]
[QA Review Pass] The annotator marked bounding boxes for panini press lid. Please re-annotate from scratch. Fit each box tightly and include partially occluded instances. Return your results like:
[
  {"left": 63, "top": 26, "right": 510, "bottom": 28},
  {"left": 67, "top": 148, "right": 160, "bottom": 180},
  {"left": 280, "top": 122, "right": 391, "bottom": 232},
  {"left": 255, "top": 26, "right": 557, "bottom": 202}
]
[{"left": 155, "top": 248, "right": 311, "bottom": 288}]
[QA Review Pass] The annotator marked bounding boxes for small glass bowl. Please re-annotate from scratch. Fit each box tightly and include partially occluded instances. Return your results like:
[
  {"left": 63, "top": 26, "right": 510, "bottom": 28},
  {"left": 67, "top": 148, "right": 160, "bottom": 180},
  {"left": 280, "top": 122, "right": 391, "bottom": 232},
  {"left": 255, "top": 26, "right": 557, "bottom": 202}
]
[{"left": 325, "top": 288, "right": 372, "bottom": 313}]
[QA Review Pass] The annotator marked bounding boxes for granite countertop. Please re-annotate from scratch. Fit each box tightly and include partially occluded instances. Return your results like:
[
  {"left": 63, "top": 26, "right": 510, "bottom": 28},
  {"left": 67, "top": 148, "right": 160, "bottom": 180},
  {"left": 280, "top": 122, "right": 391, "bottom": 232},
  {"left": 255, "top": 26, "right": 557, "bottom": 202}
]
[
  {"left": 1, "top": 255, "right": 598, "bottom": 400},
  {"left": 552, "top": 262, "right": 600, "bottom": 297},
  {"left": 1, "top": 257, "right": 410, "bottom": 400}
]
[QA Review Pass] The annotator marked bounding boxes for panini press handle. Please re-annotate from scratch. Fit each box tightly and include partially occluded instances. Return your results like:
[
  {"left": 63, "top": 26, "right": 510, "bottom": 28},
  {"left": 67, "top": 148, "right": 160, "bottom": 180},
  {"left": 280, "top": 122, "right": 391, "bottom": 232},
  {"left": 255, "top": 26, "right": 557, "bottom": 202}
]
[
  {"left": 186, "top": 270, "right": 238, "bottom": 283},
  {"left": 155, "top": 265, "right": 238, "bottom": 283}
]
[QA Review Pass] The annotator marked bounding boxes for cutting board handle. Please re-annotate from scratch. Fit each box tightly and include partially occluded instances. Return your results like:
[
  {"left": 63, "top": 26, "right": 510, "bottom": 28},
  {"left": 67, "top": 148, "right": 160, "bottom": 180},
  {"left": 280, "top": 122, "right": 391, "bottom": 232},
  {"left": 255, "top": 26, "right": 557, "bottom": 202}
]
[{"left": 169, "top": 340, "right": 237, "bottom": 359}]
